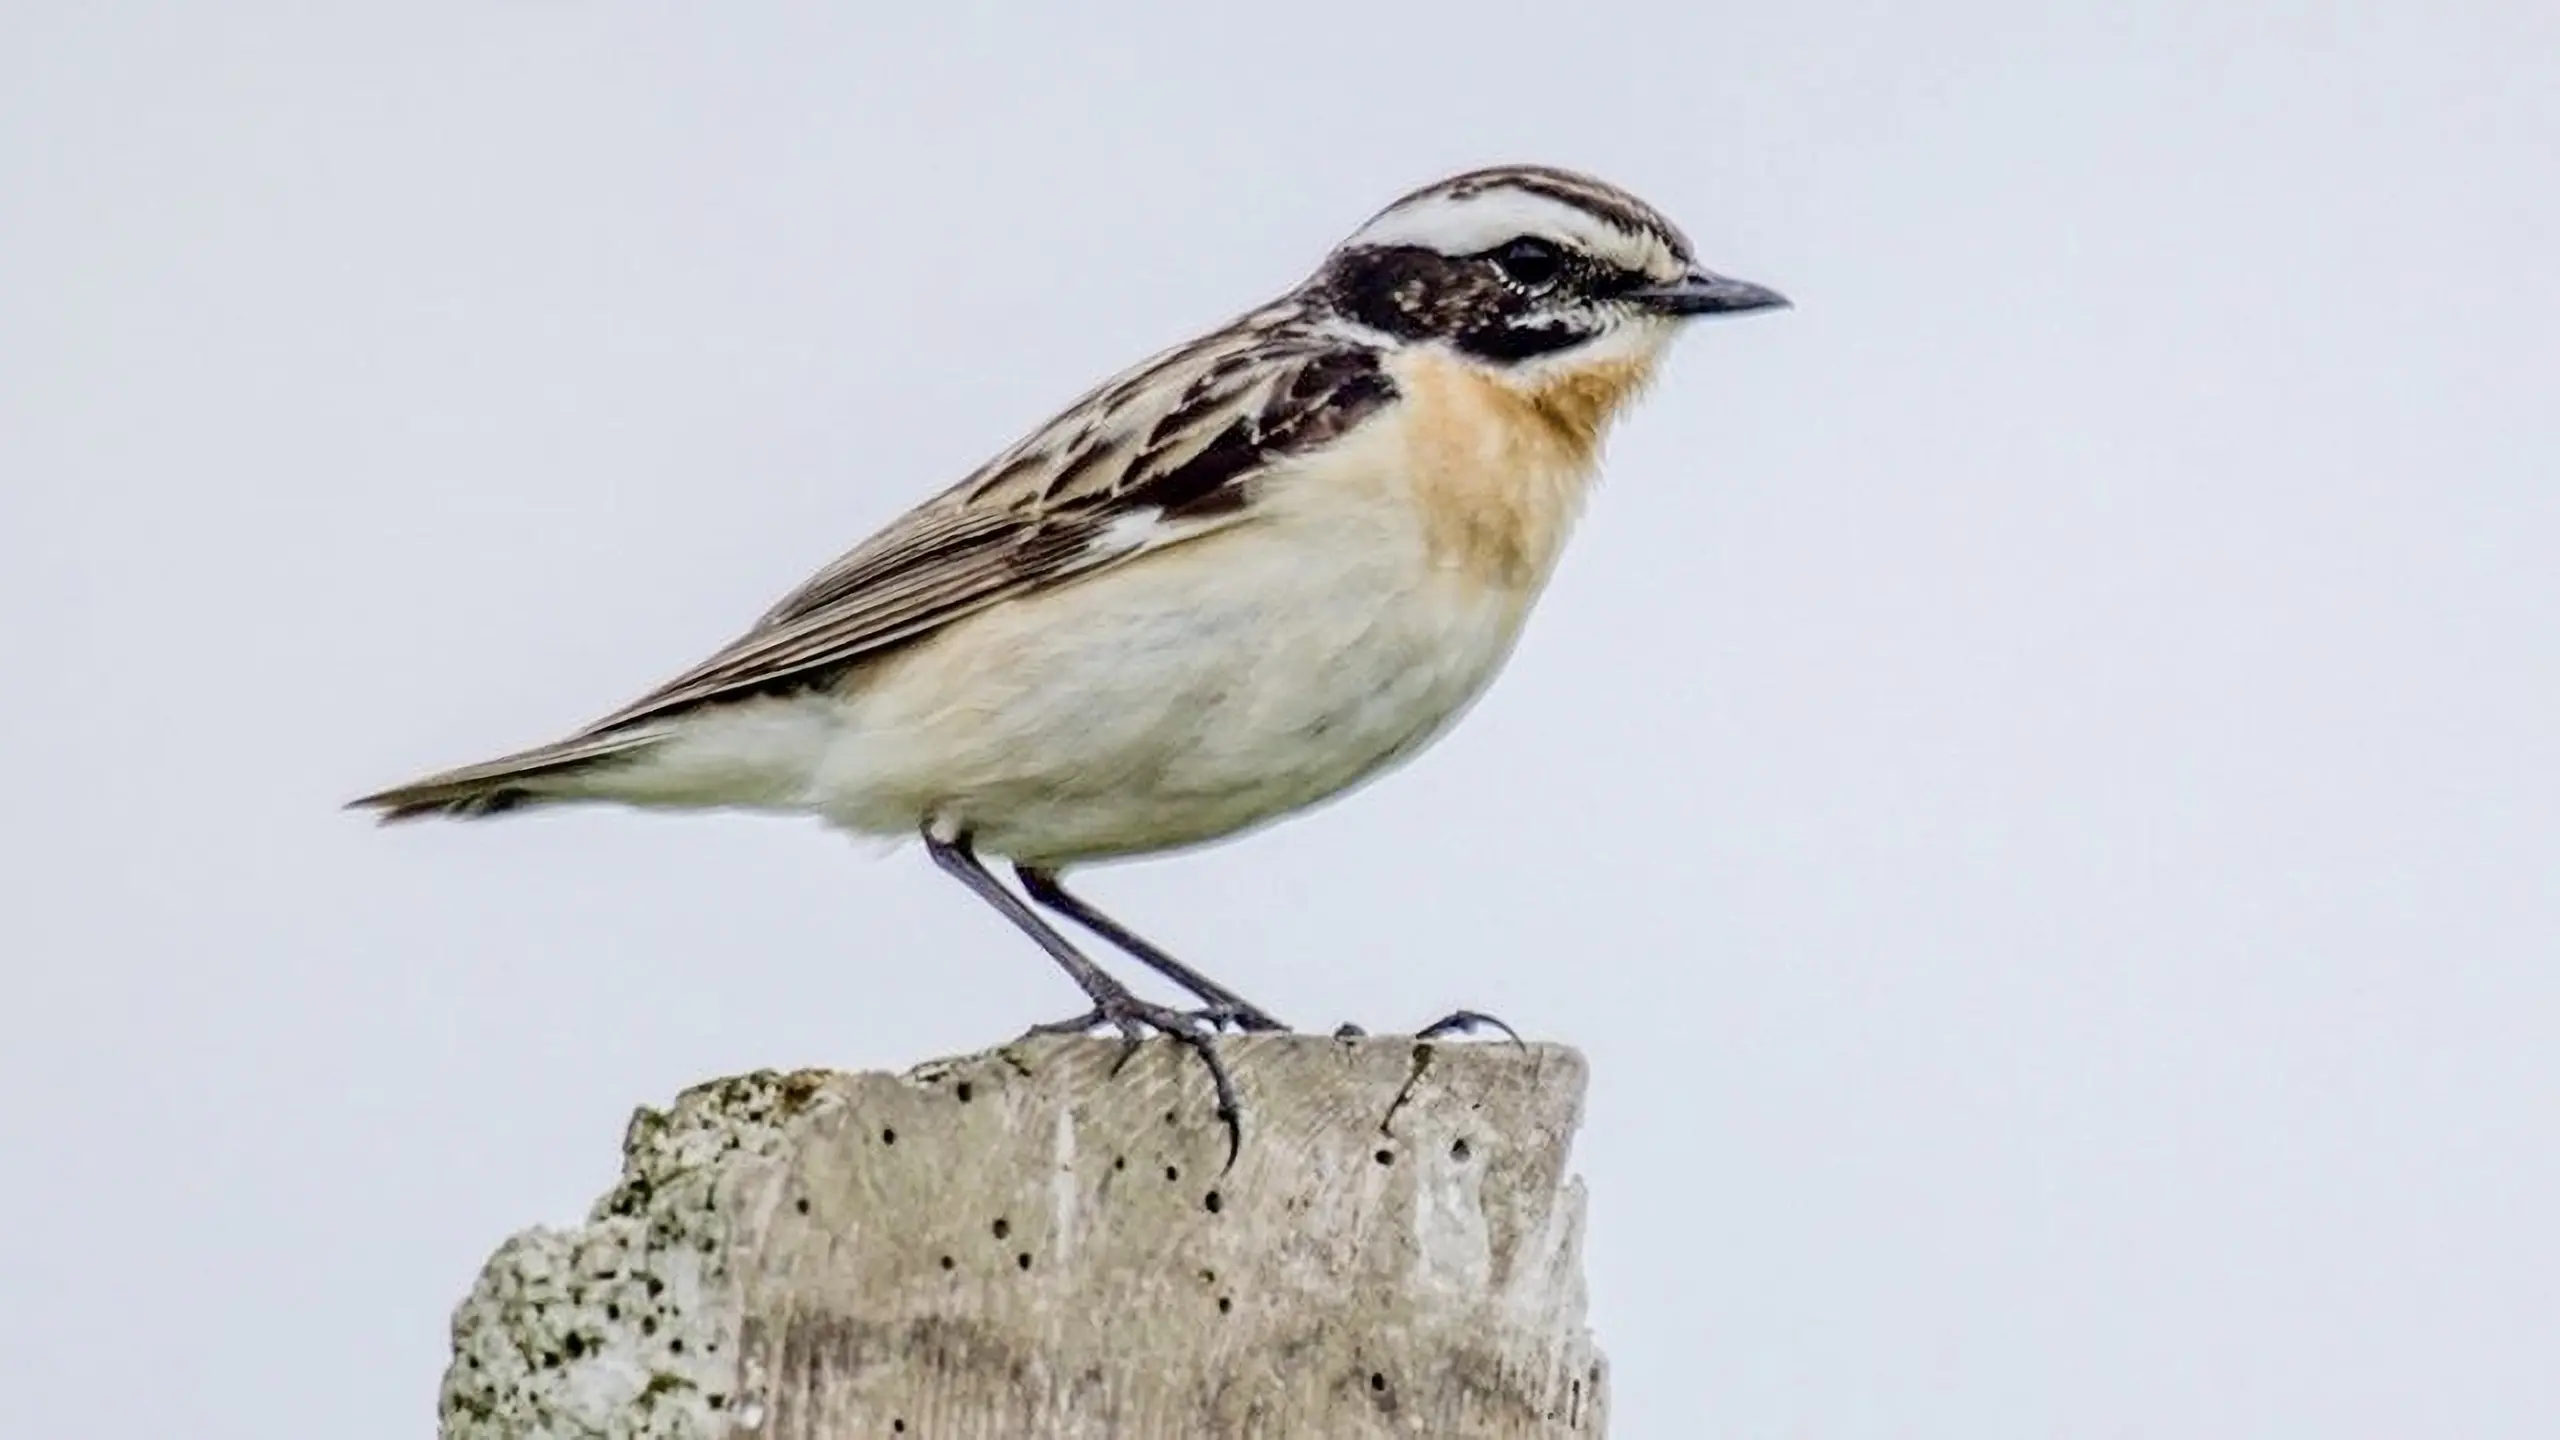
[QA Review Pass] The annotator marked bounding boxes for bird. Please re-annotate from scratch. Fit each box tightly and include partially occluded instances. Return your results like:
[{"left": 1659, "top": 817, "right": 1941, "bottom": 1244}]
[{"left": 353, "top": 164, "right": 1787, "bottom": 1152}]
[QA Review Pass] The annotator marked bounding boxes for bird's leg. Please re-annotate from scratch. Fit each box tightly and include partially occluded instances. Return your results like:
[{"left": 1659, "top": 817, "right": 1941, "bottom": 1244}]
[
  {"left": 923, "top": 828, "right": 1242, "bottom": 1165},
  {"left": 1015, "top": 866, "right": 1290, "bottom": 1034}
]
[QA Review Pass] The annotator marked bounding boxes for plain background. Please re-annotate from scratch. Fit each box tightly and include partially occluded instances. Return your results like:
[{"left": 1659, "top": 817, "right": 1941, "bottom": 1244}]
[{"left": 5, "top": 3, "right": 2554, "bottom": 1435}]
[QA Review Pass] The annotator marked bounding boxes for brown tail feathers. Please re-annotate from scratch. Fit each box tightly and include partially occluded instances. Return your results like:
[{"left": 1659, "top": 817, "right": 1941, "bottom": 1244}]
[{"left": 348, "top": 729, "right": 663, "bottom": 823}]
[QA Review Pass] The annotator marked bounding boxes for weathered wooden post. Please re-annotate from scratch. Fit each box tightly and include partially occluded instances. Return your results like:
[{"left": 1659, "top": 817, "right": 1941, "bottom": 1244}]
[{"left": 441, "top": 1035, "right": 1606, "bottom": 1438}]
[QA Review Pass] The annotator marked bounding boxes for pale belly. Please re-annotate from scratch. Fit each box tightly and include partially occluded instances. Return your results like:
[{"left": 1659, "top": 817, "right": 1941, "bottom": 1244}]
[{"left": 803, "top": 515, "right": 1537, "bottom": 864}]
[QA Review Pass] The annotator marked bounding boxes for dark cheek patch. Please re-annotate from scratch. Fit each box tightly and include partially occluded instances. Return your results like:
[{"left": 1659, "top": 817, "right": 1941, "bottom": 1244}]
[
  {"left": 1319, "top": 245, "right": 1608, "bottom": 364},
  {"left": 1324, "top": 247, "right": 1513, "bottom": 340}
]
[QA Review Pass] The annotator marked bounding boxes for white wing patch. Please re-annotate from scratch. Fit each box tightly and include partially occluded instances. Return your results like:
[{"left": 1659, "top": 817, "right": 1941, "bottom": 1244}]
[{"left": 1088, "top": 504, "right": 1169, "bottom": 557}]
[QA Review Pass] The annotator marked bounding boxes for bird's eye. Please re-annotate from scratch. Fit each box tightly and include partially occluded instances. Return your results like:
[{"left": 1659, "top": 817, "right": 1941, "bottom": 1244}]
[{"left": 1491, "top": 237, "right": 1564, "bottom": 290}]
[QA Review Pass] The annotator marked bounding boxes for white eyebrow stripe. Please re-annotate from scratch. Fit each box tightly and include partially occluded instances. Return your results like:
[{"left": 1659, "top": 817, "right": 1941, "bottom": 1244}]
[{"left": 1343, "top": 187, "right": 1683, "bottom": 279}]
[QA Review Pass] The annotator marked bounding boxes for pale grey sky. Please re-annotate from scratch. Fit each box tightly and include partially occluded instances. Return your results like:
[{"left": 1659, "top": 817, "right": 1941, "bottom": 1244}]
[{"left": 5, "top": 3, "right": 2555, "bottom": 1436}]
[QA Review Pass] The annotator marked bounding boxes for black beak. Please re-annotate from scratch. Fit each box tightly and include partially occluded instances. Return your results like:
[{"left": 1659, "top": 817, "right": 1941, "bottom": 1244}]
[{"left": 1627, "top": 269, "right": 1791, "bottom": 317}]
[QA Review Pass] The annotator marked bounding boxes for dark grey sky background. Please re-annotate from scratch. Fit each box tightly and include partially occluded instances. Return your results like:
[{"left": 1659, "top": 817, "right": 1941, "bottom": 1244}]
[{"left": 6, "top": 4, "right": 2555, "bottom": 1435}]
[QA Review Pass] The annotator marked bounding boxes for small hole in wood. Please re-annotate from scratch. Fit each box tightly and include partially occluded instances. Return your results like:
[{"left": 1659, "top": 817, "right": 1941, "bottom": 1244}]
[
  {"left": 1203, "top": 1190, "right": 1224, "bottom": 1214},
  {"left": 1112, "top": 1155, "right": 1126, "bottom": 1171},
  {"left": 1370, "top": 1371, "right": 1388, "bottom": 1392},
  {"left": 992, "top": 1217, "right": 1010, "bottom": 1239},
  {"left": 1217, "top": 1296, "right": 1232, "bottom": 1314},
  {"left": 955, "top": 1081, "right": 974, "bottom": 1103},
  {"left": 880, "top": 1127, "right": 897, "bottom": 1146},
  {"left": 938, "top": 1254, "right": 954, "bottom": 1270},
  {"left": 1450, "top": 1138, "right": 1472, "bottom": 1162},
  {"left": 1374, "top": 1148, "right": 1395, "bottom": 1166},
  {"left": 794, "top": 1197, "right": 810, "bottom": 1215},
  {"left": 1016, "top": 1252, "right": 1032, "bottom": 1271},
  {"left": 1164, "top": 1165, "right": 1180, "bottom": 1183}
]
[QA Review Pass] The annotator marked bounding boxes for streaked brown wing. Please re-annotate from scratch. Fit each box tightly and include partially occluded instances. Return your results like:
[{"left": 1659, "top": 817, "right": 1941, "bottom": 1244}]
[{"left": 574, "top": 312, "right": 1395, "bottom": 736}]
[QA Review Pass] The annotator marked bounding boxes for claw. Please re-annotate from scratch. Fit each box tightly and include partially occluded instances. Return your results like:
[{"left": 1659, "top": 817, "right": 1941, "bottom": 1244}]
[
  {"left": 1025, "top": 994, "right": 1244, "bottom": 1169},
  {"left": 1324, "top": 1009, "right": 1525, "bottom": 1044},
  {"left": 1412, "top": 1009, "right": 1524, "bottom": 1045}
]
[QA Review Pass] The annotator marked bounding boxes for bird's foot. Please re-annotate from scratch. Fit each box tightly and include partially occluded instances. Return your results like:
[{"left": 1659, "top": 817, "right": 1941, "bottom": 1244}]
[
  {"left": 1204, "top": 999, "right": 1290, "bottom": 1034},
  {"left": 1028, "top": 997, "right": 1278, "bottom": 1036},
  {"left": 1022, "top": 991, "right": 1244, "bottom": 1169}
]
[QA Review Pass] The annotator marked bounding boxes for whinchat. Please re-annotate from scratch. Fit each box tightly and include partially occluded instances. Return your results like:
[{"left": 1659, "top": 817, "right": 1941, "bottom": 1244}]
[{"left": 355, "top": 165, "right": 1787, "bottom": 1142}]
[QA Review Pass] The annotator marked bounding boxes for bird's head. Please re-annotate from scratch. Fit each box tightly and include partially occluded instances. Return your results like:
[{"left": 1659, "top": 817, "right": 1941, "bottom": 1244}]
[{"left": 1309, "top": 165, "right": 1787, "bottom": 383}]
